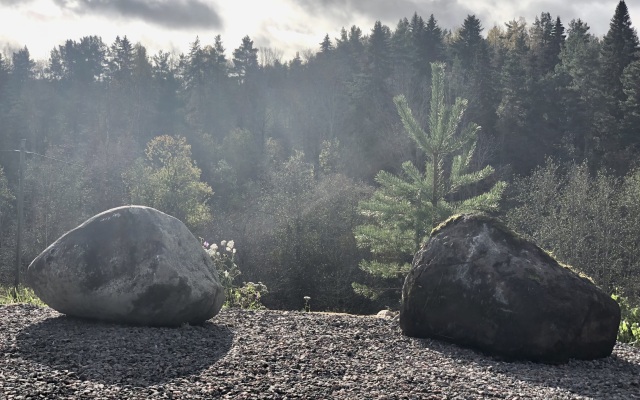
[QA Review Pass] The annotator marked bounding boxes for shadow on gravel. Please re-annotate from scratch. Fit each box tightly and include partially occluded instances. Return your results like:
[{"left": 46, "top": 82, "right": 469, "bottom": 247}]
[
  {"left": 416, "top": 338, "right": 640, "bottom": 398},
  {"left": 496, "top": 351, "right": 640, "bottom": 398},
  {"left": 16, "top": 315, "right": 233, "bottom": 387}
]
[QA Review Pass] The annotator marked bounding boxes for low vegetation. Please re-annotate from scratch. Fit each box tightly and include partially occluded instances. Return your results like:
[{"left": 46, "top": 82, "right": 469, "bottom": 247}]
[
  {"left": 203, "top": 238, "right": 268, "bottom": 310},
  {"left": 0, "top": 285, "right": 45, "bottom": 307},
  {"left": 613, "top": 293, "right": 640, "bottom": 347}
]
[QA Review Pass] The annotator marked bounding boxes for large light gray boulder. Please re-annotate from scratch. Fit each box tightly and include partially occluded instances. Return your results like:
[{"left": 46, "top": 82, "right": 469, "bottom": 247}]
[
  {"left": 400, "top": 214, "right": 620, "bottom": 364},
  {"left": 27, "top": 206, "right": 224, "bottom": 326}
]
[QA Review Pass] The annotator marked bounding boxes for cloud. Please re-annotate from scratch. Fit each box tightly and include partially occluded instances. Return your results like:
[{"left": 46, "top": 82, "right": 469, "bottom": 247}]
[
  {"left": 296, "top": 0, "right": 482, "bottom": 33},
  {"left": 52, "top": 0, "right": 223, "bottom": 30},
  {"left": 0, "top": 0, "right": 34, "bottom": 5},
  {"left": 462, "top": 0, "right": 624, "bottom": 36},
  {"left": 293, "top": 0, "right": 629, "bottom": 37}
]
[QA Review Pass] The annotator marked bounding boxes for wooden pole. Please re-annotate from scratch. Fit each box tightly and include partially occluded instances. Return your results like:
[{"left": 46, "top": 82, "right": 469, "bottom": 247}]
[{"left": 13, "top": 139, "right": 25, "bottom": 294}]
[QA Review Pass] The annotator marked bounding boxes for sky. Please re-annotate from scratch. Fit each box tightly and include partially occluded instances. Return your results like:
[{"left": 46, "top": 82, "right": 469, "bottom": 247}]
[{"left": 0, "top": 0, "right": 638, "bottom": 63}]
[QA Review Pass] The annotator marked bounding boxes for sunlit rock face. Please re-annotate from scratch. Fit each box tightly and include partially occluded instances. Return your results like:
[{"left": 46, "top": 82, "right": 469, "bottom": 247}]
[
  {"left": 400, "top": 214, "right": 620, "bottom": 364},
  {"left": 27, "top": 206, "right": 224, "bottom": 327}
]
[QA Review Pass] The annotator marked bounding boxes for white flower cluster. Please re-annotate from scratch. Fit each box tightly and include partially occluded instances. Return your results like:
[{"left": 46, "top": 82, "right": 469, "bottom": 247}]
[
  {"left": 203, "top": 239, "right": 237, "bottom": 258},
  {"left": 224, "top": 240, "right": 236, "bottom": 253}
]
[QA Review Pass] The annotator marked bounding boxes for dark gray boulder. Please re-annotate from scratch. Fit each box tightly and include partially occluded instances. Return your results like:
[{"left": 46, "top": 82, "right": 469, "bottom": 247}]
[
  {"left": 400, "top": 214, "right": 620, "bottom": 363},
  {"left": 27, "top": 206, "right": 224, "bottom": 326}
]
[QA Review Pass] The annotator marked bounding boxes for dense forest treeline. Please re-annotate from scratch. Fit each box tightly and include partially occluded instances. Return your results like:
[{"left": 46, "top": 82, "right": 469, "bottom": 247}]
[{"left": 0, "top": 1, "right": 639, "bottom": 312}]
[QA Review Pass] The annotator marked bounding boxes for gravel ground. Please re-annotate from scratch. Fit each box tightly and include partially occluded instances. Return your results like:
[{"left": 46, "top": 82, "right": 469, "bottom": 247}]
[{"left": 1, "top": 304, "right": 640, "bottom": 399}]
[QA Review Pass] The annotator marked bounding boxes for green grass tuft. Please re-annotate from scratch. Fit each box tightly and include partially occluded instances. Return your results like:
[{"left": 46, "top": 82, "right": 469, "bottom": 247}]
[{"left": 0, "top": 285, "right": 46, "bottom": 307}]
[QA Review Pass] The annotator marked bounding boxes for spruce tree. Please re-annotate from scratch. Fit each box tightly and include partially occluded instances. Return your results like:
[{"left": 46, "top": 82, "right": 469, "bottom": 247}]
[
  {"left": 407, "top": 13, "right": 444, "bottom": 104},
  {"left": 232, "top": 35, "right": 259, "bottom": 81},
  {"left": 319, "top": 34, "right": 333, "bottom": 55},
  {"left": 555, "top": 19, "right": 602, "bottom": 161},
  {"left": 598, "top": 0, "right": 639, "bottom": 170},
  {"left": 550, "top": 17, "right": 566, "bottom": 65},
  {"left": 451, "top": 15, "right": 497, "bottom": 138},
  {"left": 108, "top": 36, "right": 134, "bottom": 83},
  {"left": 529, "top": 12, "right": 555, "bottom": 76},
  {"left": 452, "top": 15, "right": 485, "bottom": 66},
  {"left": 496, "top": 25, "right": 533, "bottom": 172},
  {"left": 600, "top": 0, "right": 639, "bottom": 114},
  {"left": 353, "top": 62, "right": 506, "bottom": 300},
  {"left": 528, "top": 14, "right": 566, "bottom": 163},
  {"left": 367, "top": 21, "right": 392, "bottom": 84},
  {"left": 11, "top": 47, "right": 35, "bottom": 85},
  {"left": 424, "top": 15, "right": 444, "bottom": 64}
]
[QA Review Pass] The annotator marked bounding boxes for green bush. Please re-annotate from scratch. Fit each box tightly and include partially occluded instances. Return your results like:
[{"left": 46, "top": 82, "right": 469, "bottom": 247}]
[
  {"left": 229, "top": 281, "right": 268, "bottom": 310},
  {"left": 612, "top": 292, "right": 640, "bottom": 347}
]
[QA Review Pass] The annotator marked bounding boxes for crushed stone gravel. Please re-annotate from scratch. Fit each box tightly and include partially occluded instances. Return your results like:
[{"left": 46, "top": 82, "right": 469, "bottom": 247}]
[{"left": 1, "top": 304, "right": 639, "bottom": 399}]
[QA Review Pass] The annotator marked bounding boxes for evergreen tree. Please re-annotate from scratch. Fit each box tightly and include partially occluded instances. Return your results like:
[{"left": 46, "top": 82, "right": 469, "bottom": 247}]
[
  {"left": 45, "top": 36, "right": 107, "bottom": 145},
  {"left": 213, "top": 35, "right": 228, "bottom": 68},
  {"left": 206, "top": 35, "right": 232, "bottom": 132},
  {"left": 319, "top": 34, "right": 333, "bottom": 55},
  {"left": 389, "top": 18, "right": 413, "bottom": 96},
  {"left": 408, "top": 13, "right": 444, "bottom": 104},
  {"left": 598, "top": 0, "right": 639, "bottom": 171},
  {"left": 348, "top": 25, "right": 365, "bottom": 52},
  {"left": 529, "top": 12, "right": 561, "bottom": 77},
  {"left": 452, "top": 15, "right": 485, "bottom": 66},
  {"left": 3, "top": 47, "right": 37, "bottom": 158},
  {"left": 48, "top": 36, "right": 106, "bottom": 84},
  {"left": 410, "top": 12, "right": 427, "bottom": 75},
  {"left": 335, "top": 25, "right": 365, "bottom": 73},
  {"left": 450, "top": 15, "right": 497, "bottom": 138},
  {"left": 12, "top": 47, "right": 35, "bottom": 82},
  {"left": 335, "top": 27, "right": 349, "bottom": 51},
  {"left": 555, "top": 19, "right": 603, "bottom": 161},
  {"left": 184, "top": 36, "right": 204, "bottom": 90},
  {"left": 424, "top": 15, "right": 444, "bottom": 62},
  {"left": 151, "top": 50, "right": 181, "bottom": 136},
  {"left": 181, "top": 36, "right": 207, "bottom": 133},
  {"left": 232, "top": 35, "right": 259, "bottom": 82},
  {"left": 130, "top": 43, "right": 154, "bottom": 139},
  {"left": 367, "top": 21, "right": 392, "bottom": 84},
  {"left": 232, "top": 35, "right": 266, "bottom": 141},
  {"left": 353, "top": 62, "right": 506, "bottom": 300},
  {"left": 600, "top": 0, "right": 639, "bottom": 111},
  {"left": 550, "top": 17, "right": 566, "bottom": 66},
  {"left": 496, "top": 23, "right": 534, "bottom": 172},
  {"left": 108, "top": 36, "right": 135, "bottom": 83},
  {"left": 527, "top": 14, "right": 566, "bottom": 163}
]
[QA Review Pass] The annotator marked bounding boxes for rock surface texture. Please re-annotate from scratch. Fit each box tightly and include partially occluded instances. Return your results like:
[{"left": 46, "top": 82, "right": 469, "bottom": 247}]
[
  {"left": 400, "top": 214, "right": 621, "bottom": 363},
  {"left": 27, "top": 206, "right": 224, "bottom": 326}
]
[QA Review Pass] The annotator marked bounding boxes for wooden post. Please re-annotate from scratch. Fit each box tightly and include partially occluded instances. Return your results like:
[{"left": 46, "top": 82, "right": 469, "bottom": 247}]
[{"left": 13, "top": 139, "right": 25, "bottom": 294}]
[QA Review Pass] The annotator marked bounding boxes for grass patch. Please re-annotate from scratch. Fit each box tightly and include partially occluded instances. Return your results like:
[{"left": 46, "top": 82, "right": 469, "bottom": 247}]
[{"left": 0, "top": 285, "right": 46, "bottom": 307}]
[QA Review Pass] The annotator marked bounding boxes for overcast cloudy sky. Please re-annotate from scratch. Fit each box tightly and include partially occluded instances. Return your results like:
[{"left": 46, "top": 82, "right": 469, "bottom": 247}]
[{"left": 0, "top": 0, "right": 638, "bottom": 62}]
